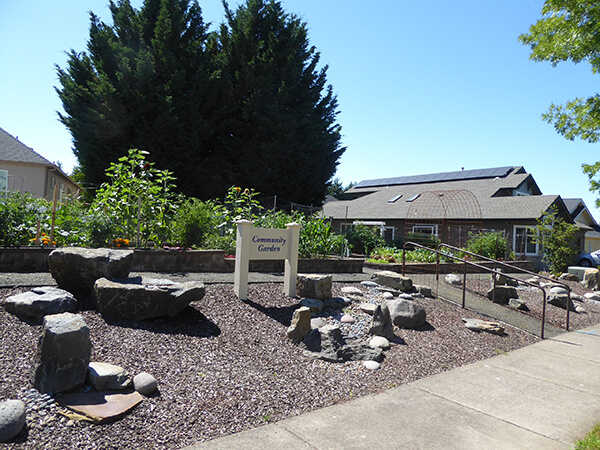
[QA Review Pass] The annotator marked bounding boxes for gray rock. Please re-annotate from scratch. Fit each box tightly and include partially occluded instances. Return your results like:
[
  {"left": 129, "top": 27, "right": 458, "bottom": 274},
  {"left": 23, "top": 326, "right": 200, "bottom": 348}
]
[
  {"left": 359, "top": 303, "right": 378, "bottom": 315},
  {"left": 486, "top": 285, "right": 518, "bottom": 305},
  {"left": 494, "top": 272, "right": 518, "bottom": 287},
  {"left": 363, "top": 360, "right": 381, "bottom": 370},
  {"left": 549, "top": 286, "right": 568, "bottom": 296},
  {"left": 296, "top": 274, "right": 332, "bottom": 300},
  {"left": 341, "top": 286, "right": 363, "bottom": 296},
  {"left": 310, "top": 317, "right": 327, "bottom": 329},
  {"left": 299, "top": 325, "right": 383, "bottom": 363},
  {"left": 371, "top": 271, "right": 413, "bottom": 292},
  {"left": 414, "top": 285, "right": 432, "bottom": 297},
  {"left": 585, "top": 292, "right": 600, "bottom": 302},
  {"left": 386, "top": 299, "right": 426, "bottom": 329},
  {"left": 445, "top": 273, "right": 462, "bottom": 286},
  {"left": 299, "top": 298, "right": 324, "bottom": 314},
  {"left": 133, "top": 372, "right": 158, "bottom": 395},
  {"left": 287, "top": 307, "right": 311, "bottom": 344},
  {"left": 462, "top": 318, "right": 505, "bottom": 335},
  {"left": 93, "top": 277, "right": 205, "bottom": 319},
  {"left": 88, "top": 362, "right": 132, "bottom": 390},
  {"left": 48, "top": 247, "right": 134, "bottom": 296},
  {"left": 368, "top": 303, "right": 395, "bottom": 340},
  {"left": 583, "top": 269, "right": 600, "bottom": 291},
  {"left": 0, "top": 400, "right": 26, "bottom": 443},
  {"left": 376, "top": 286, "right": 401, "bottom": 296},
  {"left": 509, "top": 298, "right": 529, "bottom": 311},
  {"left": 399, "top": 293, "right": 414, "bottom": 300},
  {"left": 547, "top": 294, "right": 576, "bottom": 311},
  {"left": 3, "top": 286, "right": 77, "bottom": 317},
  {"left": 558, "top": 273, "right": 580, "bottom": 282},
  {"left": 576, "top": 305, "right": 589, "bottom": 314},
  {"left": 360, "top": 281, "right": 379, "bottom": 287},
  {"left": 382, "top": 291, "right": 394, "bottom": 299},
  {"left": 31, "top": 313, "right": 92, "bottom": 394}
]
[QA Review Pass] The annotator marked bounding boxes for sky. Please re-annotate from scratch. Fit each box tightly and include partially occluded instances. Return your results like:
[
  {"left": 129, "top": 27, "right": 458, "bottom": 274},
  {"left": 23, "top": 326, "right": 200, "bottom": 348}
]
[{"left": 1, "top": 0, "right": 599, "bottom": 216}]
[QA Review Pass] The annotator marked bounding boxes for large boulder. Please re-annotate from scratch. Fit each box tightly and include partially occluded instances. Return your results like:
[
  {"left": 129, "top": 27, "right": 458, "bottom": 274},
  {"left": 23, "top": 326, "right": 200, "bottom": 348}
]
[
  {"left": 3, "top": 286, "right": 77, "bottom": 317},
  {"left": 0, "top": 400, "right": 26, "bottom": 443},
  {"left": 386, "top": 299, "right": 426, "bottom": 329},
  {"left": 486, "top": 285, "right": 518, "bottom": 305},
  {"left": 93, "top": 277, "right": 205, "bottom": 319},
  {"left": 296, "top": 274, "right": 332, "bottom": 300},
  {"left": 49, "top": 248, "right": 134, "bottom": 296},
  {"left": 583, "top": 269, "right": 600, "bottom": 291},
  {"left": 368, "top": 303, "right": 395, "bottom": 340},
  {"left": 299, "top": 325, "right": 383, "bottom": 363},
  {"left": 371, "top": 271, "right": 413, "bottom": 292},
  {"left": 287, "top": 306, "right": 312, "bottom": 344},
  {"left": 31, "top": 312, "right": 92, "bottom": 393}
]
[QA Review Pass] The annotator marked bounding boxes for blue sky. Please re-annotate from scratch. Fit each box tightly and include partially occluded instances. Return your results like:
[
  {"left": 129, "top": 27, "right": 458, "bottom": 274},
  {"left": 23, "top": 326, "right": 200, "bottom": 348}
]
[{"left": 1, "top": 0, "right": 599, "bottom": 215}]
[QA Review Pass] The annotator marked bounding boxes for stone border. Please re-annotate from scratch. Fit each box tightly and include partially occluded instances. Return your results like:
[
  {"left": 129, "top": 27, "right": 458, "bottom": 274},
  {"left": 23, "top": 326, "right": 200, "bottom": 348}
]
[{"left": 0, "top": 247, "right": 363, "bottom": 274}]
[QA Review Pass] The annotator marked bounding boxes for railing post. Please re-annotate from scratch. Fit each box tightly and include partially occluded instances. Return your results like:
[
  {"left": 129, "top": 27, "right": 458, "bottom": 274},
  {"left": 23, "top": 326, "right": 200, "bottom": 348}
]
[{"left": 462, "top": 260, "right": 467, "bottom": 308}]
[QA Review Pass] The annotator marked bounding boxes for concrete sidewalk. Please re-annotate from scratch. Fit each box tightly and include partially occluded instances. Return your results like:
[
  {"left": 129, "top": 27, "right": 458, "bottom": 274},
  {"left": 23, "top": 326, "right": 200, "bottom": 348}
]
[{"left": 186, "top": 324, "right": 600, "bottom": 449}]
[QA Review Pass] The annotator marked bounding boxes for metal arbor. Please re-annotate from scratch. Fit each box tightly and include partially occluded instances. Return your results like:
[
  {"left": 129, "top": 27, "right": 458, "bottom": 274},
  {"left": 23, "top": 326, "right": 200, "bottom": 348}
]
[{"left": 404, "top": 190, "right": 483, "bottom": 247}]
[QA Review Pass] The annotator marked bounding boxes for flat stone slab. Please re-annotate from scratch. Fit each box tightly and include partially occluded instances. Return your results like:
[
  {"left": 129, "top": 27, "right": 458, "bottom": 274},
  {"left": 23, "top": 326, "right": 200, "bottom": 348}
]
[
  {"left": 57, "top": 390, "right": 143, "bottom": 423},
  {"left": 93, "top": 277, "right": 205, "bottom": 319},
  {"left": 3, "top": 286, "right": 77, "bottom": 317}
]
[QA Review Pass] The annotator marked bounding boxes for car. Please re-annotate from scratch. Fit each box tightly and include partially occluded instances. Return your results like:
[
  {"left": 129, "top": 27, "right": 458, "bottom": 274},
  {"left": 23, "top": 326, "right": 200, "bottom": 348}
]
[{"left": 577, "top": 250, "right": 600, "bottom": 267}]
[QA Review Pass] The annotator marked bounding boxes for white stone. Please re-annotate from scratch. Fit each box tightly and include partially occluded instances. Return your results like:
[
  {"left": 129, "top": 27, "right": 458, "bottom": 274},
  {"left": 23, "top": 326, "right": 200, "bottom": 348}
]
[
  {"left": 340, "top": 314, "right": 356, "bottom": 324},
  {"left": 382, "top": 291, "right": 394, "bottom": 299},
  {"left": 0, "top": 400, "right": 26, "bottom": 443},
  {"left": 368, "top": 336, "right": 390, "bottom": 350},
  {"left": 445, "top": 273, "right": 462, "bottom": 285},
  {"left": 361, "top": 281, "right": 379, "bottom": 287},
  {"left": 341, "top": 286, "right": 363, "bottom": 296},
  {"left": 359, "top": 303, "right": 378, "bottom": 315},
  {"left": 363, "top": 360, "right": 381, "bottom": 370}
]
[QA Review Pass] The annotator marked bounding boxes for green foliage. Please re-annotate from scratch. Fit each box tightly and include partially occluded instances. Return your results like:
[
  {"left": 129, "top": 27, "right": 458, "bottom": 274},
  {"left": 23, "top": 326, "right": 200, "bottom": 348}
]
[
  {"left": 326, "top": 178, "right": 355, "bottom": 199},
  {"left": 520, "top": 1, "right": 600, "bottom": 143},
  {"left": 369, "top": 246, "right": 453, "bottom": 264},
  {"left": 91, "top": 149, "right": 182, "bottom": 246},
  {"left": 297, "top": 215, "right": 346, "bottom": 258},
  {"left": 405, "top": 232, "right": 441, "bottom": 249},
  {"left": 465, "top": 231, "right": 508, "bottom": 260},
  {"left": 56, "top": 0, "right": 345, "bottom": 204},
  {"left": 345, "top": 224, "right": 385, "bottom": 256},
  {"left": 0, "top": 192, "right": 49, "bottom": 246},
  {"left": 173, "top": 198, "right": 222, "bottom": 248},
  {"left": 575, "top": 422, "right": 600, "bottom": 449},
  {"left": 531, "top": 205, "right": 579, "bottom": 276}
]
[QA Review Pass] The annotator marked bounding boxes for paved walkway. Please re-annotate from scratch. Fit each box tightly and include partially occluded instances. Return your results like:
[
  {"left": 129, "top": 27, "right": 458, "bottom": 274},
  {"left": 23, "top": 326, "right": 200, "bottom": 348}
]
[{"left": 186, "top": 324, "right": 600, "bottom": 449}]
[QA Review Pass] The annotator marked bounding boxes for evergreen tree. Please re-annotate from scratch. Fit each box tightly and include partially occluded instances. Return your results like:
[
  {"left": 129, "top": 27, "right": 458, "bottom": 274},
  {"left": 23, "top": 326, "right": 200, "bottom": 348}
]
[
  {"left": 215, "top": 0, "right": 345, "bottom": 205},
  {"left": 56, "top": 0, "right": 225, "bottom": 198}
]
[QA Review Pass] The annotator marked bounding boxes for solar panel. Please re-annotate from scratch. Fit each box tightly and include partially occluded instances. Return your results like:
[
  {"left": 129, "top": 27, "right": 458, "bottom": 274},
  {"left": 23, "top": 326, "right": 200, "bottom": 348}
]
[{"left": 353, "top": 166, "right": 513, "bottom": 188}]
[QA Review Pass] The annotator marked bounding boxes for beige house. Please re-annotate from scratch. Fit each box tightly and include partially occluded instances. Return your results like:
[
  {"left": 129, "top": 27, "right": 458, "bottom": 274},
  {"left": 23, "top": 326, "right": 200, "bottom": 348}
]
[{"left": 0, "top": 127, "right": 81, "bottom": 201}]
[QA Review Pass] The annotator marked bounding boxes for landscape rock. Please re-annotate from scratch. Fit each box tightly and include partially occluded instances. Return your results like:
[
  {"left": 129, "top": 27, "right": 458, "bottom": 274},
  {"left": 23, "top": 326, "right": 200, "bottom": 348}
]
[
  {"left": 547, "top": 291, "right": 576, "bottom": 311},
  {"left": 382, "top": 291, "right": 394, "bottom": 299},
  {"left": 371, "top": 271, "right": 413, "bottom": 292},
  {"left": 310, "top": 317, "right": 328, "bottom": 329},
  {"left": 360, "top": 281, "right": 379, "bottom": 287},
  {"left": 287, "top": 307, "right": 312, "bottom": 344},
  {"left": 341, "top": 286, "right": 363, "bottom": 296},
  {"left": 445, "top": 273, "right": 462, "bottom": 286},
  {"left": 462, "top": 318, "right": 505, "bottom": 335},
  {"left": 88, "top": 362, "right": 132, "bottom": 391},
  {"left": 368, "top": 336, "right": 391, "bottom": 350},
  {"left": 359, "top": 303, "right": 378, "bottom": 315},
  {"left": 48, "top": 247, "right": 134, "bottom": 296},
  {"left": 296, "top": 274, "right": 332, "bottom": 300},
  {"left": 0, "top": 400, "right": 26, "bottom": 443},
  {"left": 585, "top": 292, "right": 600, "bottom": 302},
  {"left": 386, "top": 299, "right": 426, "bottom": 329},
  {"left": 486, "top": 285, "right": 518, "bottom": 305},
  {"left": 583, "top": 269, "right": 600, "bottom": 291},
  {"left": 56, "top": 390, "right": 143, "bottom": 424},
  {"left": 558, "top": 273, "right": 580, "bottom": 282},
  {"left": 414, "top": 285, "right": 432, "bottom": 297},
  {"left": 93, "top": 277, "right": 205, "bottom": 319},
  {"left": 376, "top": 286, "right": 400, "bottom": 297},
  {"left": 494, "top": 272, "right": 519, "bottom": 287},
  {"left": 31, "top": 312, "right": 92, "bottom": 394},
  {"left": 3, "top": 286, "right": 77, "bottom": 317},
  {"left": 509, "top": 298, "right": 529, "bottom": 311},
  {"left": 576, "top": 305, "right": 588, "bottom": 314},
  {"left": 363, "top": 360, "right": 381, "bottom": 370},
  {"left": 340, "top": 314, "right": 356, "bottom": 324},
  {"left": 299, "top": 325, "right": 383, "bottom": 363},
  {"left": 368, "top": 303, "right": 395, "bottom": 340},
  {"left": 133, "top": 372, "right": 158, "bottom": 395}
]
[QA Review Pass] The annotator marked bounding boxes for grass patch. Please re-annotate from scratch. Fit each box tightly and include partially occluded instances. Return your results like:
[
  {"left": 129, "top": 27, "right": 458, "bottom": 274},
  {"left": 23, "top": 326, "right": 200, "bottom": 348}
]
[{"left": 576, "top": 423, "right": 600, "bottom": 449}]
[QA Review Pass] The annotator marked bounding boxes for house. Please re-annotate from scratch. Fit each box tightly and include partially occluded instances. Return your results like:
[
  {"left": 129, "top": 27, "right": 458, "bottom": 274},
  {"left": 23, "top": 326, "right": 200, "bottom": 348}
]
[
  {"left": 322, "top": 166, "right": 590, "bottom": 267},
  {"left": 0, "top": 126, "right": 81, "bottom": 201},
  {"left": 563, "top": 197, "right": 600, "bottom": 253}
]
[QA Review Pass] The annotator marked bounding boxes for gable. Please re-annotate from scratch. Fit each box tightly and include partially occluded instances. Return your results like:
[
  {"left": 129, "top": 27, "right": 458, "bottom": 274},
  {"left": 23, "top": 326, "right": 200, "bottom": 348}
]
[{"left": 0, "top": 127, "right": 52, "bottom": 165}]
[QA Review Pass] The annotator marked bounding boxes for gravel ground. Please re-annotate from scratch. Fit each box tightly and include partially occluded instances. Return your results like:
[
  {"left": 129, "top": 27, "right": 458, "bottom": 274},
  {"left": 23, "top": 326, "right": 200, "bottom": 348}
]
[{"left": 1, "top": 281, "right": 541, "bottom": 449}]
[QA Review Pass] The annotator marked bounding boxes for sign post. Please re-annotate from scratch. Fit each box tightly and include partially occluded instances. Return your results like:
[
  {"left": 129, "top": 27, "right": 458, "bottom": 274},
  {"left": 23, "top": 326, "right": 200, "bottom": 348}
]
[{"left": 234, "top": 220, "right": 300, "bottom": 300}]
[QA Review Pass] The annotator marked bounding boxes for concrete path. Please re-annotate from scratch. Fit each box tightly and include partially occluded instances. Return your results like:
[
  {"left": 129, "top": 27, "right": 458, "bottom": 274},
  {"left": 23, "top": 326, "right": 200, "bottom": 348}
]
[{"left": 186, "top": 324, "right": 600, "bottom": 449}]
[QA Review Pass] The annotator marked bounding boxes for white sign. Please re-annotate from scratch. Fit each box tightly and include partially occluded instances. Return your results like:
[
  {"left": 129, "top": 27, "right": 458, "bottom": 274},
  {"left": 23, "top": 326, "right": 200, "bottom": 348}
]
[{"left": 234, "top": 220, "right": 300, "bottom": 300}]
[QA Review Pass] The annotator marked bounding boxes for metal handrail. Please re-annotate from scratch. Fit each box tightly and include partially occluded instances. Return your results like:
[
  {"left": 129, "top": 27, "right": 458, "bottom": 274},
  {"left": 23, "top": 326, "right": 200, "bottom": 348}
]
[
  {"left": 402, "top": 241, "right": 550, "bottom": 338},
  {"left": 437, "top": 243, "right": 572, "bottom": 332}
]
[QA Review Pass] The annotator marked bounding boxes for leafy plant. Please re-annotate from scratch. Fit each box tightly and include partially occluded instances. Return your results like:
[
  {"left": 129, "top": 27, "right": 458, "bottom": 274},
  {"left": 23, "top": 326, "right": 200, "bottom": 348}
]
[
  {"left": 173, "top": 198, "right": 222, "bottom": 249},
  {"left": 465, "top": 231, "right": 508, "bottom": 260},
  {"left": 0, "top": 192, "right": 49, "bottom": 246},
  {"left": 345, "top": 223, "right": 385, "bottom": 256}
]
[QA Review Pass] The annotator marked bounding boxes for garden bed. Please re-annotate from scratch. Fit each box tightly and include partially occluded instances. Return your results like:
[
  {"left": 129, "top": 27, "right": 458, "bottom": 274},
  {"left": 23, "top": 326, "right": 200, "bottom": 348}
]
[
  {"left": 364, "top": 259, "right": 535, "bottom": 274},
  {"left": 0, "top": 282, "right": 539, "bottom": 449}
]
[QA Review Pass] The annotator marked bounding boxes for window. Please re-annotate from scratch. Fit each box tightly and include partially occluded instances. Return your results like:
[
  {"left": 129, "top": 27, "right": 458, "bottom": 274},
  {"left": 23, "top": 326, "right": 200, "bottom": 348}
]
[
  {"left": 387, "top": 194, "right": 402, "bottom": 203},
  {"left": 514, "top": 226, "right": 538, "bottom": 256},
  {"left": 0, "top": 170, "right": 7, "bottom": 192},
  {"left": 412, "top": 225, "right": 438, "bottom": 236},
  {"left": 406, "top": 194, "right": 420, "bottom": 202}
]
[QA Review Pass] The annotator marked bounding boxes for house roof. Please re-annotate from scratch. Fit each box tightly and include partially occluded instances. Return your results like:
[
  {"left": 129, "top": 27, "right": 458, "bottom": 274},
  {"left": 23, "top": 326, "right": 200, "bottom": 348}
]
[
  {"left": 323, "top": 166, "right": 568, "bottom": 222},
  {"left": 0, "top": 127, "right": 53, "bottom": 165},
  {"left": 563, "top": 197, "right": 598, "bottom": 229}
]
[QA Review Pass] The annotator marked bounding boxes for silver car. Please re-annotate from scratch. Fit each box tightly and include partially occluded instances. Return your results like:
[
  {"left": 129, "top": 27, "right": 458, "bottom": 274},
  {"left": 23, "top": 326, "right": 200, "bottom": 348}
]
[{"left": 577, "top": 250, "right": 600, "bottom": 267}]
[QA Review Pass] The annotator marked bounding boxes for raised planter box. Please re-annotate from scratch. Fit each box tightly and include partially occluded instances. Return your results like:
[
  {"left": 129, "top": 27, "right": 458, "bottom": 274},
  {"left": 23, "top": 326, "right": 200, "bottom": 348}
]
[
  {"left": 364, "top": 259, "right": 535, "bottom": 274},
  {"left": 0, "top": 247, "right": 363, "bottom": 274}
]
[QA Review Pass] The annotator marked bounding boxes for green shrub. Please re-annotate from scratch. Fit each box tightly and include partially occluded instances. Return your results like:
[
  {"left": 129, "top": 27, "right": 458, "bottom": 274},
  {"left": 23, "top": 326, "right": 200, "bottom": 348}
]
[
  {"left": 173, "top": 198, "right": 222, "bottom": 248},
  {"left": 345, "top": 224, "right": 385, "bottom": 256},
  {"left": 465, "top": 231, "right": 508, "bottom": 260},
  {"left": 0, "top": 192, "right": 50, "bottom": 246}
]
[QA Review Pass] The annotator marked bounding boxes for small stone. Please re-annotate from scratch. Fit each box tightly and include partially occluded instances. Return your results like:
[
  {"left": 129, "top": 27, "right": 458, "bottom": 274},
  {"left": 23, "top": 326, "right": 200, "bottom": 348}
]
[
  {"left": 310, "top": 318, "right": 327, "bottom": 329},
  {"left": 445, "top": 273, "right": 462, "bottom": 286},
  {"left": 585, "top": 292, "right": 600, "bottom": 302},
  {"left": 299, "top": 298, "right": 324, "bottom": 314},
  {"left": 576, "top": 305, "right": 588, "bottom": 314},
  {"left": 361, "top": 281, "right": 379, "bottom": 287},
  {"left": 0, "top": 400, "right": 26, "bottom": 443},
  {"left": 341, "top": 286, "right": 363, "bottom": 296},
  {"left": 133, "top": 372, "right": 158, "bottom": 395},
  {"left": 509, "top": 298, "right": 529, "bottom": 311},
  {"left": 382, "top": 292, "right": 394, "bottom": 299},
  {"left": 368, "top": 336, "right": 390, "bottom": 350},
  {"left": 363, "top": 360, "right": 381, "bottom": 370},
  {"left": 340, "top": 314, "right": 356, "bottom": 324},
  {"left": 88, "top": 362, "right": 132, "bottom": 391}
]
